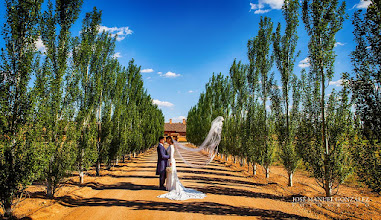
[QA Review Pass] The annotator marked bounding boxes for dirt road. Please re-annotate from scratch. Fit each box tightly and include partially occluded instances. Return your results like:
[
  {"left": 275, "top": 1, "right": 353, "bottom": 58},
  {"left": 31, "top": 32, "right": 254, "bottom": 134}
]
[{"left": 23, "top": 148, "right": 326, "bottom": 220}]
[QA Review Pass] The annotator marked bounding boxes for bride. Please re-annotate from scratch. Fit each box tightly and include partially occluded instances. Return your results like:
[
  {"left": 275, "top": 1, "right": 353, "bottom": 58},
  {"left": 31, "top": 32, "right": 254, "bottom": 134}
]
[
  {"left": 157, "top": 136, "right": 206, "bottom": 200},
  {"left": 157, "top": 116, "right": 224, "bottom": 200}
]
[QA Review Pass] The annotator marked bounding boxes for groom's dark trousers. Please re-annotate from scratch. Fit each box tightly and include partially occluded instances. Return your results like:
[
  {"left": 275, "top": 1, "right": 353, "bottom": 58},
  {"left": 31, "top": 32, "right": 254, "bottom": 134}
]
[{"left": 156, "top": 143, "right": 170, "bottom": 188}]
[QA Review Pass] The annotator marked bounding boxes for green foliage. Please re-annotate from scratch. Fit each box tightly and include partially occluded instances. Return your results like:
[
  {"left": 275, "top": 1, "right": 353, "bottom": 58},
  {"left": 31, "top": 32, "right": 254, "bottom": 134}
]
[
  {"left": 35, "top": 0, "right": 84, "bottom": 197},
  {"left": 272, "top": 0, "right": 301, "bottom": 186},
  {"left": 301, "top": 0, "right": 349, "bottom": 197},
  {"left": 0, "top": 0, "right": 164, "bottom": 216},
  {"left": 0, "top": 0, "right": 43, "bottom": 216},
  {"left": 349, "top": 1, "right": 381, "bottom": 141},
  {"left": 351, "top": 138, "right": 381, "bottom": 193},
  {"left": 249, "top": 16, "right": 275, "bottom": 177},
  {"left": 348, "top": 0, "right": 381, "bottom": 193},
  {"left": 187, "top": 73, "right": 231, "bottom": 146}
]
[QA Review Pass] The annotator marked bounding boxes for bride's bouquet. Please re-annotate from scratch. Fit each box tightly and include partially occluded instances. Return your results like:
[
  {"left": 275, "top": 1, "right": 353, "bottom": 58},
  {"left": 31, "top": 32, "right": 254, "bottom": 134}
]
[{"left": 166, "top": 166, "right": 172, "bottom": 173}]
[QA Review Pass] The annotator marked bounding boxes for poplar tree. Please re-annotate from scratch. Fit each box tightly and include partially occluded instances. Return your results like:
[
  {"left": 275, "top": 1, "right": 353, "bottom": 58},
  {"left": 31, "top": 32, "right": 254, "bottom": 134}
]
[
  {"left": 272, "top": 0, "right": 300, "bottom": 186},
  {"left": 229, "top": 59, "right": 248, "bottom": 164},
  {"left": 72, "top": 8, "right": 102, "bottom": 184},
  {"left": 246, "top": 29, "right": 261, "bottom": 175},
  {"left": 92, "top": 32, "right": 117, "bottom": 175},
  {"left": 39, "top": 0, "right": 83, "bottom": 196},
  {"left": 349, "top": 0, "right": 381, "bottom": 193},
  {"left": 0, "top": 0, "right": 43, "bottom": 217},
  {"left": 248, "top": 17, "right": 274, "bottom": 178},
  {"left": 302, "top": 0, "right": 347, "bottom": 196}
]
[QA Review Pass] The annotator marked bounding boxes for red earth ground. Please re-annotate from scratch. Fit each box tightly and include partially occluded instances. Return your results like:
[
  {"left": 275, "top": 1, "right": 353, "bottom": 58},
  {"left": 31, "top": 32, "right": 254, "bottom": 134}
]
[{"left": 3, "top": 146, "right": 381, "bottom": 220}]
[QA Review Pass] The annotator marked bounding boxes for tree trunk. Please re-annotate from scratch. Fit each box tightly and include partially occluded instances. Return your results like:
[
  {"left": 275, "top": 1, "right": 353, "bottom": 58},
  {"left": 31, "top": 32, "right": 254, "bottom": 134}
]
[
  {"left": 122, "top": 155, "right": 125, "bottom": 163},
  {"left": 133, "top": 152, "right": 136, "bottom": 158},
  {"left": 79, "top": 170, "right": 84, "bottom": 184},
  {"left": 288, "top": 171, "right": 293, "bottom": 187},
  {"left": 265, "top": 166, "right": 269, "bottom": 178},
  {"left": 79, "top": 148, "right": 84, "bottom": 184},
  {"left": 116, "top": 157, "right": 119, "bottom": 165},
  {"left": 4, "top": 200, "right": 12, "bottom": 218},
  {"left": 96, "top": 159, "right": 100, "bottom": 176},
  {"left": 47, "top": 179, "right": 53, "bottom": 197},
  {"left": 248, "top": 160, "right": 250, "bottom": 172},
  {"left": 234, "top": 156, "right": 236, "bottom": 164},
  {"left": 253, "top": 163, "right": 257, "bottom": 175},
  {"left": 96, "top": 102, "right": 102, "bottom": 176},
  {"left": 107, "top": 158, "right": 111, "bottom": 170},
  {"left": 325, "top": 180, "right": 332, "bottom": 197}
]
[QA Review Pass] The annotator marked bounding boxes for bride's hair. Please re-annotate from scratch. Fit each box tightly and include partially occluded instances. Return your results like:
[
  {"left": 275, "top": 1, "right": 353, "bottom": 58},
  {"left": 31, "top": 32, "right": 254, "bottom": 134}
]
[{"left": 166, "top": 136, "right": 174, "bottom": 144}]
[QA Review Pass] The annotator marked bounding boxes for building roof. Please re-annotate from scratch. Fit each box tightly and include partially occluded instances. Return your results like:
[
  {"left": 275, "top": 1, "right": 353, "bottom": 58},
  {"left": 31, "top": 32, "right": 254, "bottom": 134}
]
[{"left": 164, "top": 123, "right": 186, "bottom": 133}]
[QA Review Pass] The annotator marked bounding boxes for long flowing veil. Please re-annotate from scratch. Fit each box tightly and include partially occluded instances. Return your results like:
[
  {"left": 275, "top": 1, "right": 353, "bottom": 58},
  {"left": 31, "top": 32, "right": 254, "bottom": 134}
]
[{"left": 173, "top": 116, "right": 224, "bottom": 168}]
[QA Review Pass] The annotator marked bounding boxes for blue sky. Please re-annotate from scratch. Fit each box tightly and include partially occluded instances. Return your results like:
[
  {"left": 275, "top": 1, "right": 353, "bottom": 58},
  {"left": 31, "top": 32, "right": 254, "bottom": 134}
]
[{"left": 0, "top": 0, "right": 371, "bottom": 122}]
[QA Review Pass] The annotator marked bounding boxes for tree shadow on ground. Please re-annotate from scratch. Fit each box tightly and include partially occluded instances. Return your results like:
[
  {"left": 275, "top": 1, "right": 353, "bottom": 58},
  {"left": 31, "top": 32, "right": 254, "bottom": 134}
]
[
  {"left": 63, "top": 181, "right": 161, "bottom": 191},
  {"left": 51, "top": 196, "right": 315, "bottom": 219},
  {"left": 189, "top": 185, "right": 291, "bottom": 201},
  {"left": 180, "top": 175, "right": 266, "bottom": 187},
  {"left": 176, "top": 164, "right": 243, "bottom": 173},
  {"left": 60, "top": 181, "right": 291, "bottom": 202},
  {"left": 86, "top": 172, "right": 157, "bottom": 179},
  {"left": 174, "top": 169, "right": 244, "bottom": 178}
]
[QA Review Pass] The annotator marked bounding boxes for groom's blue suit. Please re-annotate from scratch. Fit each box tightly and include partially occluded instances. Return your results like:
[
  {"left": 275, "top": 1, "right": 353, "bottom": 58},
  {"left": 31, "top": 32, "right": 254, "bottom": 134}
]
[{"left": 156, "top": 143, "right": 170, "bottom": 188}]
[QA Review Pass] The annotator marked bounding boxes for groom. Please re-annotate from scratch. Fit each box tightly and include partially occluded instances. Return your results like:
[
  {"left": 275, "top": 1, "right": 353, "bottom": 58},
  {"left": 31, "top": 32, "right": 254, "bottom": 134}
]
[{"left": 156, "top": 136, "right": 170, "bottom": 190}]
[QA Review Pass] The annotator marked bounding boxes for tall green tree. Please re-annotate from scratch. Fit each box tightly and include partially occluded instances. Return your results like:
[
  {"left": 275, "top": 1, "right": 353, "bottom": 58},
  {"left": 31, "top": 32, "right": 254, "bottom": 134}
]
[
  {"left": 302, "top": 0, "right": 348, "bottom": 196},
  {"left": 72, "top": 8, "right": 102, "bottom": 184},
  {"left": 229, "top": 59, "right": 248, "bottom": 164},
  {"left": 349, "top": 0, "right": 381, "bottom": 193},
  {"left": 349, "top": 1, "right": 380, "bottom": 140},
  {"left": 0, "top": 0, "right": 43, "bottom": 217},
  {"left": 38, "top": 0, "right": 83, "bottom": 197},
  {"left": 92, "top": 32, "right": 117, "bottom": 175},
  {"left": 187, "top": 72, "right": 231, "bottom": 148},
  {"left": 272, "top": 0, "right": 301, "bottom": 186},
  {"left": 246, "top": 28, "right": 261, "bottom": 175},
  {"left": 247, "top": 16, "right": 275, "bottom": 178}
]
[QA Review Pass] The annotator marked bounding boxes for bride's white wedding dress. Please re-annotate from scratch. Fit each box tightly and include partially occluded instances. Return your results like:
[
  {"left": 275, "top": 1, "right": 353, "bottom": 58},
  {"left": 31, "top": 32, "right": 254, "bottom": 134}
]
[{"left": 157, "top": 144, "right": 206, "bottom": 200}]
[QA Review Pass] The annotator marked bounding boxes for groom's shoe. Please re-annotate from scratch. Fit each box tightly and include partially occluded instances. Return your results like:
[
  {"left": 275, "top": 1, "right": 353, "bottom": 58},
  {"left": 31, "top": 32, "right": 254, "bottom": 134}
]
[{"left": 159, "top": 186, "right": 166, "bottom": 190}]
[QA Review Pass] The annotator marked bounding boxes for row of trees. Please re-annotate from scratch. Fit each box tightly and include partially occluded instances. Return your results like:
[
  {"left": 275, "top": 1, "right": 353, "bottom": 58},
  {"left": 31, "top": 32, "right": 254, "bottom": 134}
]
[
  {"left": 187, "top": 0, "right": 380, "bottom": 197},
  {"left": 0, "top": 0, "right": 164, "bottom": 217}
]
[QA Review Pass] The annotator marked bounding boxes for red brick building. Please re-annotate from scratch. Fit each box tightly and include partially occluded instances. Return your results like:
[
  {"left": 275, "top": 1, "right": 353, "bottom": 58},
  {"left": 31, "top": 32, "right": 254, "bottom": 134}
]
[{"left": 164, "top": 119, "right": 187, "bottom": 142}]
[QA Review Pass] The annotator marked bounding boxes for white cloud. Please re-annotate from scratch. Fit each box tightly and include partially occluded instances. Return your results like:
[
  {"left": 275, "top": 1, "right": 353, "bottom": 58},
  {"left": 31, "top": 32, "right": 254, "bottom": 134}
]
[
  {"left": 99, "top": 25, "right": 133, "bottom": 41},
  {"left": 140, "top": 68, "right": 154, "bottom": 73},
  {"left": 113, "top": 52, "right": 122, "bottom": 58},
  {"left": 146, "top": 77, "right": 151, "bottom": 80},
  {"left": 366, "top": 46, "right": 372, "bottom": 50},
  {"left": 35, "top": 37, "right": 46, "bottom": 53},
  {"left": 188, "top": 90, "right": 194, "bottom": 93},
  {"left": 329, "top": 79, "right": 346, "bottom": 87},
  {"left": 329, "top": 79, "right": 349, "bottom": 87},
  {"left": 254, "top": 9, "right": 271, "bottom": 14},
  {"left": 159, "top": 71, "right": 181, "bottom": 78},
  {"left": 172, "top": 116, "right": 187, "bottom": 123},
  {"left": 152, "top": 99, "right": 174, "bottom": 108},
  {"left": 334, "top": 42, "right": 345, "bottom": 47},
  {"left": 298, "top": 57, "right": 310, "bottom": 68},
  {"left": 354, "top": 0, "right": 371, "bottom": 9},
  {"left": 250, "top": 0, "right": 284, "bottom": 14}
]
